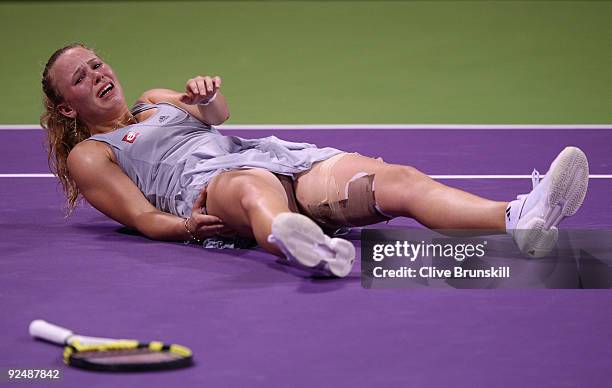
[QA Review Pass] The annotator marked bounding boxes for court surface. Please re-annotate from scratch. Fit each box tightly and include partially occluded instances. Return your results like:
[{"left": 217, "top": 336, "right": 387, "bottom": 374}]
[{"left": 1, "top": 126, "right": 611, "bottom": 387}]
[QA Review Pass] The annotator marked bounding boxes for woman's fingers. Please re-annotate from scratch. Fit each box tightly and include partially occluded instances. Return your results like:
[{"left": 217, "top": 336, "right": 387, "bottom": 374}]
[
  {"left": 188, "top": 79, "right": 199, "bottom": 96},
  {"left": 204, "top": 77, "right": 214, "bottom": 93},
  {"left": 196, "top": 78, "right": 207, "bottom": 96},
  {"left": 192, "top": 215, "right": 230, "bottom": 238},
  {"left": 202, "top": 224, "right": 227, "bottom": 233},
  {"left": 183, "top": 76, "right": 222, "bottom": 104},
  {"left": 186, "top": 214, "right": 225, "bottom": 238},
  {"left": 193, "top": 214, "right": 223, "bottom": 225},
  {"left": 187, "top": 187, "right": 230, "bottom": 239},
  {"left": 192, "top": 187, "right": 208, "bottom": 211}
]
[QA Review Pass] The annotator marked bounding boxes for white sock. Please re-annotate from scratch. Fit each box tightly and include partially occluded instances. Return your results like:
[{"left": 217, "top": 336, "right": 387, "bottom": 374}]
[{"left": 505, "top": 198, "right": 526, "bottom": 233}]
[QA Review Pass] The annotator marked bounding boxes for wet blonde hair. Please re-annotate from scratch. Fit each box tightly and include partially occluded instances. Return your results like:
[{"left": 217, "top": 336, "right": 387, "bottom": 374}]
[{"left": 40, "top": 43, "right": 92, "bottom": 214}]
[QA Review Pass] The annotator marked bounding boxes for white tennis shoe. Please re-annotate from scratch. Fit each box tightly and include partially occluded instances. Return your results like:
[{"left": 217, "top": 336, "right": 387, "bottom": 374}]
[
  {"left": 507, "top": 146, "right": 589, "bottom": 258},
  {"left": 267, "top": 212, "right": 356, "bottom": 277}
]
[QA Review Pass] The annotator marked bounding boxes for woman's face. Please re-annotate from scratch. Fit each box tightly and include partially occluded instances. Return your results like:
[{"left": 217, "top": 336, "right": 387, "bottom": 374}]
[{"left": 50, "top": 47, "right": 127, "bottom": 124}]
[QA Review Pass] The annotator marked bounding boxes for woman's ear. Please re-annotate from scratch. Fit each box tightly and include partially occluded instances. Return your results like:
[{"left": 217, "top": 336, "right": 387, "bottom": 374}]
[{"left": 57, "top": 102, "right": 77, "bottom": 119}]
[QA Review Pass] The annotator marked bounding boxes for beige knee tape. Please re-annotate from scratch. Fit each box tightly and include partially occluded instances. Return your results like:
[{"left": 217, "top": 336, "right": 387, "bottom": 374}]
[{"left": 306, "top": 173, "right": 392, "bottom": 228}]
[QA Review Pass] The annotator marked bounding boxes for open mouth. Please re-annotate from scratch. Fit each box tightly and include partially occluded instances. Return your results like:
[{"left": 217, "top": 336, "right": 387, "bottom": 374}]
[{"left": 97, "top": 82, "right": 114, "bottom": 98}]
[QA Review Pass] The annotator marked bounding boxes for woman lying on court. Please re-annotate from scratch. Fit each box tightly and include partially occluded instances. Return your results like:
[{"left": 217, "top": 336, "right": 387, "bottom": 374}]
[{"left": 41, "top": 44, "right": 589, "bottom": 277}]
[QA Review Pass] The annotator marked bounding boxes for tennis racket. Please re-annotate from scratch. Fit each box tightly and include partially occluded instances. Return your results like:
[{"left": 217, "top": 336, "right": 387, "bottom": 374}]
[{"left": 29, "top": 320, "right": 193, "bottom": 372}]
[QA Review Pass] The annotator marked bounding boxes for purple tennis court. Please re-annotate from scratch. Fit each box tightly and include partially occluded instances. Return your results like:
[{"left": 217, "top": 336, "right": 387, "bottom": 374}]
[{"left": 1, "top": 126, "right": 611, "bottom": 387}]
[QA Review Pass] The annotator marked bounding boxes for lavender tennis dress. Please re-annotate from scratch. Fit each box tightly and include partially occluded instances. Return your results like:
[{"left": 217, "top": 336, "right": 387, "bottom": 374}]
[{"left": 87, "top": 102, "right": 343, "bottom": 246}]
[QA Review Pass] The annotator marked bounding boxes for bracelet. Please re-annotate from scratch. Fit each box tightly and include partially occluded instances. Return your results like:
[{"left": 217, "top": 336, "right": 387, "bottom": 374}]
[
  {"left": 183, "top": 217, "right": 202, "bottom": 244},
  {"left": 197, "top": 92, "right": 218, "bottom": 106}
]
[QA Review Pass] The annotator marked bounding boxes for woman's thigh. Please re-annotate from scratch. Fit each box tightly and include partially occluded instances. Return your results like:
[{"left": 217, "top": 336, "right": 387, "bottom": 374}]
[
  {"left": 294, "top": 153, "right": 393, "bottom": 228},
  {"left": 205, "top": 168, "right": 292, "bottom": 236}
]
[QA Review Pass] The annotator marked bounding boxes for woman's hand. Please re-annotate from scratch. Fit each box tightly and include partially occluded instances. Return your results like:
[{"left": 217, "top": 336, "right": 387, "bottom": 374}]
[
  {"left": 185, "top": 186, "right": 232, "bottom": 240},
  {"left": 179, "top": 76, "right": 222, "bottom": 105}
]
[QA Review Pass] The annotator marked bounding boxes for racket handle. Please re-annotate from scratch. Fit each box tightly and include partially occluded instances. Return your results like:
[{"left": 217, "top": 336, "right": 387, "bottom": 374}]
[{"left": 29, "top": 320, "right": 73, "bottom": 345}]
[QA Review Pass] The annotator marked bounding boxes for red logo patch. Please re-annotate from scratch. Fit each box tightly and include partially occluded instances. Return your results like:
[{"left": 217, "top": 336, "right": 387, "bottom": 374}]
[{"left": 122, "top": 131, "right": 140, "bottom": 143}]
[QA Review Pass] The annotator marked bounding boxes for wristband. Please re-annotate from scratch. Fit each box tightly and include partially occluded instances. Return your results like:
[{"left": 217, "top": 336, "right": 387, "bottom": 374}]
[{"left": 198, "top": 92, "right": 217, "bottom": 106}]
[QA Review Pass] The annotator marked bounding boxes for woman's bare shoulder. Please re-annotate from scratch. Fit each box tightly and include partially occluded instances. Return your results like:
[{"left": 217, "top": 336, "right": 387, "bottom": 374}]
[
  {"left": 137, "top": 88, "right": 181, "bottom": 104},
  {"left": 67, "top": 140, "right": 114, "bottom": 173}
]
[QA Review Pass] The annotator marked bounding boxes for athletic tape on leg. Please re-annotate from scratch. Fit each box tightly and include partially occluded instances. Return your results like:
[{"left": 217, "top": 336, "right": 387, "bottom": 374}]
[{"left": 307, "top": 173, "right": 392, "bottom": 227}]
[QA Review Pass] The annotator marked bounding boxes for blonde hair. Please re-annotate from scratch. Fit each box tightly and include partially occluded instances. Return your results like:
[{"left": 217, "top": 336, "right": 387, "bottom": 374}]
[{"left": 40, "top": 43, "right": 92, "bottom": 214}]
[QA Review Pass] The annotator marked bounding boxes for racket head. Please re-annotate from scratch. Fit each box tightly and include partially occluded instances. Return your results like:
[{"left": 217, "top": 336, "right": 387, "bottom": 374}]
[{"left": 63, "top": 340, "right": 193, "bottom": 372}]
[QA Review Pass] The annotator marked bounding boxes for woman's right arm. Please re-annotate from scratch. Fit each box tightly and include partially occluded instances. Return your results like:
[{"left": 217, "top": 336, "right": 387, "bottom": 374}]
[{"left": 67, "top": 141, "right": 225, "bottom": 241}]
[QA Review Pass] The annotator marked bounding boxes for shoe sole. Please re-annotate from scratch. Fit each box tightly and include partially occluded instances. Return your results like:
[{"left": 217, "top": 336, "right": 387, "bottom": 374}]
[
  {"left": 543, "top": 146, "right": 589, "bottom": 228},
  {"left": 269, "top": 213, "right": 355, "bottom": 277},
  {"left": 516, "top": 146, "right": 589, "bottom": 258},
  {"left": 514, "top": 218, "right": 560, "bottom": 258}
]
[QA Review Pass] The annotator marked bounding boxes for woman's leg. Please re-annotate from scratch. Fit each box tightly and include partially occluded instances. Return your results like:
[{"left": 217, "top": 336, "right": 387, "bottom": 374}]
[
  {"left": 205, "top": 167, "right": 356, "bottom": 277},
  {"left": 205, "top": 168, "right": 293, "bottom": 256},
  {"left": 295, "top": 153, "right": 507, "bottom": 231}
]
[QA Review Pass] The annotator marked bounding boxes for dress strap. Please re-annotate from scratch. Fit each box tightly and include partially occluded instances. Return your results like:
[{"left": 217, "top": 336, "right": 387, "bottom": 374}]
[{"left": 130, "top": 102, "right": 157, "bottom": 116}]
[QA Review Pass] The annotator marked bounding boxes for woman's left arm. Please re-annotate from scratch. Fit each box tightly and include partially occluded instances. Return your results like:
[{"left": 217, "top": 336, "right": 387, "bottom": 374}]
[{"left": 138, "top": 76, "right": 230, "bottom": 125}]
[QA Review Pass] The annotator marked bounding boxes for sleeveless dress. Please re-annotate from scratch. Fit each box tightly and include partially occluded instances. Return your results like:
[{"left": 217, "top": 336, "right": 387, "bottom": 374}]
[{"left": 87, "top": 102, "right": 344, "bottom": 247}]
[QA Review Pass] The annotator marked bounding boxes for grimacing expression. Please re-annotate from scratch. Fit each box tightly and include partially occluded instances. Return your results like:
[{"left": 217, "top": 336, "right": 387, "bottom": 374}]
[{"left": 50, "top": 47, "right": 126, "bottom": 123}]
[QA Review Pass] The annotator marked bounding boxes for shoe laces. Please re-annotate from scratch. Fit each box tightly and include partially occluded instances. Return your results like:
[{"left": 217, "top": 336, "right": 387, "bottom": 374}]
[
  {"left": 531, "top": 169, "right": 541, "bottom": 189},
  {"left": 516, "top": 169, "right": 541, "bottom": 201}
]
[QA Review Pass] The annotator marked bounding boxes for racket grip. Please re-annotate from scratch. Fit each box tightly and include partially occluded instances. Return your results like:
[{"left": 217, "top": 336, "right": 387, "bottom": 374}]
[{"left": 29, "top": 320, "right": 73, "bottom": 345}]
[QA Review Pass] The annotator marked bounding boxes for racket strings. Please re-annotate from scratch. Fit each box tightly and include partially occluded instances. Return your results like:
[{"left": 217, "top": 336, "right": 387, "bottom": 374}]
[
  {"left": 63, "top": 341, "right": 192, "bottom": 370},
  {"left": 74, "top": 348, "right": 183, "bottom": 365}
]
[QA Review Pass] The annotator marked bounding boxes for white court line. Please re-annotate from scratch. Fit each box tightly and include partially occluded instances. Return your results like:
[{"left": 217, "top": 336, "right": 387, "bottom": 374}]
[
  {"left": 1, "top": 124, "right": 612, "bottom": 131},
  {"left": 432, "top": 174, "right": 612, "bottom": 179},
  {"left": 0, "top": 174, "right": 56, "bottom": 178},
  {"left": 2, "top": 174, "right": 611, "bottom": 179},
  {"left": 220, "top": 124, "right": 612, "bottom": 130}
]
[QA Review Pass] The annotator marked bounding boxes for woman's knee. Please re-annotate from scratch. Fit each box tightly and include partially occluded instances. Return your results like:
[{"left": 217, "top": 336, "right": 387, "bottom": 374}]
[
  {"left": 238, "top": 180, "right": 280, "bottom": 211},
  {"left": 373, "top": 164, "right": 433, "bottom": 212},
  {"left": 377, "top": 164, "right": 428, "bottom": 186}
]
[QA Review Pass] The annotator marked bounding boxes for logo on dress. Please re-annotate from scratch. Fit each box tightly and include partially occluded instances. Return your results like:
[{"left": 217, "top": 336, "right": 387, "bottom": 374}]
[
  {"left": 158, "top": 115, "right": 169, "bottom": 123},
  {"left": 122, "top": 131, "right": 140, "bottom": 143}
]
